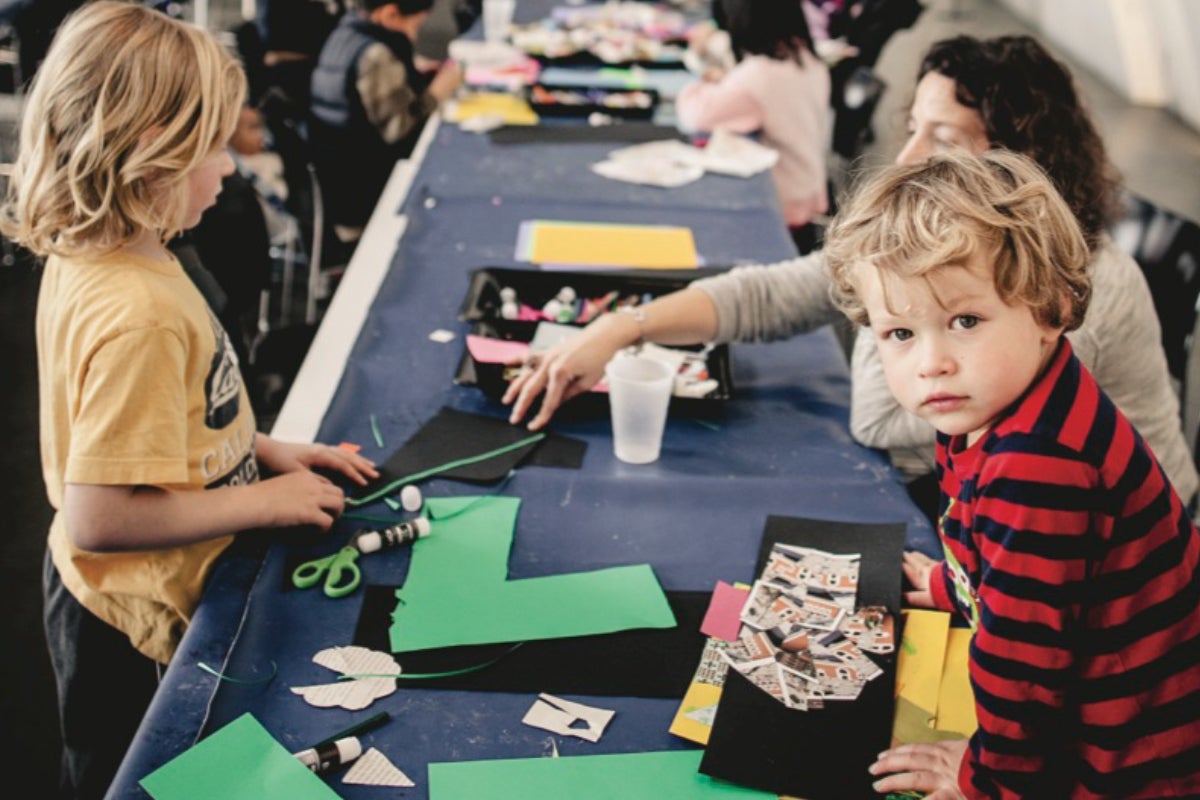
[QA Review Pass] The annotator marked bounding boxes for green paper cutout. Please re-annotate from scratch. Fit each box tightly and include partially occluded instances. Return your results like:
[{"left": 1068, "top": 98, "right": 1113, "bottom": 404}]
[
  {"left": 140, "top": 713, "right": 341, "bottom": 800},
  {"left": 429, "top": 750, "right": 775, "bottom": 799},
  {"left": 389, "top": 496, "right": 676, "bottom": 652}
]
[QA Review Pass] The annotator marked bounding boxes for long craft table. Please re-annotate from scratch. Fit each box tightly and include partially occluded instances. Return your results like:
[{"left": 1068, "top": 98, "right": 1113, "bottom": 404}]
[{"left": 107, "top": 25, "right": 936, "bottom": 799}]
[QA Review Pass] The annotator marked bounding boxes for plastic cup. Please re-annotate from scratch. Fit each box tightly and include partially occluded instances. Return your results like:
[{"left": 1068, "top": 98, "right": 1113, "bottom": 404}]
[
  {"left": 482, "top": 0, "right": 516, "bottom": 43},
  {"left": 605, "top": 354, "right": 674, "bottom": 464}
]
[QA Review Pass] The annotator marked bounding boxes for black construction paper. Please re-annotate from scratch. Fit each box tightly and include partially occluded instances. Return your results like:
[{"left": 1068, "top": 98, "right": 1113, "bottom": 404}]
[
  {"left": 355, "top": 407, "right": 585, "bottom": 500},
  {"left": 353, "top": 586, "right": 707, "bottom": 698},
  {"left": 699, "top": 515, "right": 907, "bottom": 799}
]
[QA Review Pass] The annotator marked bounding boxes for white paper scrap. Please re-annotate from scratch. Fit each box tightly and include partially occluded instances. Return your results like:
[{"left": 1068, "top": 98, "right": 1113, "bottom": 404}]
[
  {"left": 521, "top": 693, "right": 615, "bottom": 742},
  {"left": 290, "top": 646, "right": 400, "bottom": 710},
  {"left": 342, "top": 747, "right": 415, "bottom": 788}
]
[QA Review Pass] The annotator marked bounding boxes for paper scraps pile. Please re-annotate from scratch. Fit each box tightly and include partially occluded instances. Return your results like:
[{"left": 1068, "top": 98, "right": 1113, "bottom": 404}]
[{"left": 721, "top": 544, "right": 894, "bottom": 710}]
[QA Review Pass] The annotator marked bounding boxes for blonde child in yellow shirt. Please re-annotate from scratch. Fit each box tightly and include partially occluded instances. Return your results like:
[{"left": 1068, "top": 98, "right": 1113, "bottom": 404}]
[{"left": 0, "top": 4, "right": 378, "bottom": 797}]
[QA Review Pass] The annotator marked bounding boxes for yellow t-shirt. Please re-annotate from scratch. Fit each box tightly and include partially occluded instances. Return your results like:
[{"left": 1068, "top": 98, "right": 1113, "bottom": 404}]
[{"left": 37, "top": 250, "right": 259, "bottom": 664}]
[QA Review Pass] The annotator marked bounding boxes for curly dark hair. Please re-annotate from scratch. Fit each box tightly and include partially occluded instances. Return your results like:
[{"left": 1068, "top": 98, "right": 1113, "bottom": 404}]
[
  {"left": 716, "top": 0, "right": 816, "bottom": 64},
  {"left": 917, "top": 35, "right": 1121, "bottom": 251}
]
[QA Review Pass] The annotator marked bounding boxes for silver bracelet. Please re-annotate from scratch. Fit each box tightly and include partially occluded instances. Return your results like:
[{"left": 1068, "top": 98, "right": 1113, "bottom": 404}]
[{"left": 617, "top": 305, "right": 646, "bottom": 347}]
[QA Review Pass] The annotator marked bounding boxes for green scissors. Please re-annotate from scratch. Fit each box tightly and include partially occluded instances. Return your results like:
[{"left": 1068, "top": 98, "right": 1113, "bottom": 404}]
[{"left": 292, "top": 545, "right": 362, "bottom": 598}]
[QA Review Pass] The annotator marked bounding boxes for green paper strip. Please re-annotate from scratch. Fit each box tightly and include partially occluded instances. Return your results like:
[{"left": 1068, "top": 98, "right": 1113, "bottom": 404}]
[
  {"left": 347, "top": 433, "right": 545, "bottom": 507},
  {"left": 196, "top": 660, "right": 277, "bottom": 686},
  {"left": 429, "top": 750, "right": 774, "bottom": 800},
  {"left": 369, "top": 413, "right": 385, "bottom": 448}
]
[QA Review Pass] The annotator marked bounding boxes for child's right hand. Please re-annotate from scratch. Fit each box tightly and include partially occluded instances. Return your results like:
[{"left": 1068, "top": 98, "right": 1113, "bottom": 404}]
[
  {"left": 259, "top": 471, "right": 346, "bottom": 531},
  {"left": 902, "top": 551, "right": 940, "bottom": 608},
  {"left": 429, "top": 60, "right": 464, "bottom": 102}
]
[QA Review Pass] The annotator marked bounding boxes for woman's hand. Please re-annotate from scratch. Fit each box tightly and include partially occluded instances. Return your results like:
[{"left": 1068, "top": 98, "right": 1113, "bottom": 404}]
[
  {"left": 503, "top": 313, "right": 639, "bottom": 430},
  {"left": 869, "top": 740, "right": 969, "bottom": 799},
  {"left": 902, "top": 550, "right": 940, "bottom": 608},
  {"left": 256, "top": 436, "right": 379, "bottom": 486}
]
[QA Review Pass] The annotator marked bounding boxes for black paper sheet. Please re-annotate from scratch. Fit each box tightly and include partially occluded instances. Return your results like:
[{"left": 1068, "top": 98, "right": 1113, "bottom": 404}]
[
  {"left": 353, "top": 586, "right": 707, "bottom": 698},
  {"left": 354, "top": 407, "right": 586, "bottom": 500},
  {"left": 699, "top": 515, "right": 907, "bottom": 799}
]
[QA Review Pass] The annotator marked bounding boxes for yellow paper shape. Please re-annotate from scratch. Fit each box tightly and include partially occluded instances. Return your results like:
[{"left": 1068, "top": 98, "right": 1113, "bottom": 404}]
[
  {"left": 895, "top": 610, "right": 950, "bottom": 709},
  {"left": 528, "top": 221, "right": 698, "bottom": 269},
  {"left": 934, "top": 626, "right": 977, "bottom": 736},
  {"left": 668, "top": 681, "right": 722, "bottom": 745},
  {"left": 447, "top": 92, "right": 539, "bottom": 125}
]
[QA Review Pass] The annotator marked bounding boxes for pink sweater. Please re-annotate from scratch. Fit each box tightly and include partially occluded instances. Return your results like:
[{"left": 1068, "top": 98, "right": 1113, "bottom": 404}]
[{"left": 677, "top": 51, "right": 830, "bottom": 227}]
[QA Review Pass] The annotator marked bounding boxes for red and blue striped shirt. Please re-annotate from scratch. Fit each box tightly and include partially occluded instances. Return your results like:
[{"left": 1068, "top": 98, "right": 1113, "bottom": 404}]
[{"left": 929, "top": 338, "right": 1200, "bottom": 799}]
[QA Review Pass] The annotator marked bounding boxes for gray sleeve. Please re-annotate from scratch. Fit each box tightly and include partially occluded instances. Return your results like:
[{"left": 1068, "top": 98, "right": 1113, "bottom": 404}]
[
  {"left": 849, "top": 329, "right": 937, "bottom": 477},
  {"left": 691, "top": 251, "right": 843, "bottom": 344},
  {"left": 1070, "top": 240, "right": 1199, "bottom": 503}
]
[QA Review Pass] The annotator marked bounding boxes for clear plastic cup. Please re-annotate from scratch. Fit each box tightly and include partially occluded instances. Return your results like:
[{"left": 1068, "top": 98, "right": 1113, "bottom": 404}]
[
  {"left": 482, "top": 0, "right": 516, "bottom": 43},
  {"left": 605, "top": 354, "right": 674, "bottom": 464}
]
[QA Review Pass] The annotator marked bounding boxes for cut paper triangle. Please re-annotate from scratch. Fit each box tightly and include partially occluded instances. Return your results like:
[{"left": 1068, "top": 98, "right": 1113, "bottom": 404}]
[{"left": 342, "top": 747, "right": 415, "bottom": 787}]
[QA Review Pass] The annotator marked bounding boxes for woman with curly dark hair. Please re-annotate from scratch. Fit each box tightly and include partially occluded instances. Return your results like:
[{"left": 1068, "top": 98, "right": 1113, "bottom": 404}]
[
  {"left": 503, "top": 34, "right": 1198, "bottom": 513},
  {"left": 907, "top": 35, "right": 1121, "bottom": 252}
]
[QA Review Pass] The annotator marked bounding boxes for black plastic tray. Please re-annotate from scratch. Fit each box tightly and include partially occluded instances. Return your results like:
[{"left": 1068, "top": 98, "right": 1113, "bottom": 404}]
[
  {"left": 528, "top": 83, "right": 659, "bottom": 120},
  {"left": 455, "top": 266, "right": 734, "bottom": 414}
]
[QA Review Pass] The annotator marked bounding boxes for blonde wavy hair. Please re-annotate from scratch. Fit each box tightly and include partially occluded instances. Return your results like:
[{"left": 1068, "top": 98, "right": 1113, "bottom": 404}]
[
  {"left": 824, "top": 149, "right": 1092, "bottom": 332},
  {"left": 0, "top": 0, "right": 247, "bottom": 258}
]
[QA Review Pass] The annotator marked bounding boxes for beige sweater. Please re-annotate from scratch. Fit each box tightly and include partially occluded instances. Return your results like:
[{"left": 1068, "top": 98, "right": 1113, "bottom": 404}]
[{"left": 694, "top": 239, "right": 1200, "bottom": 503}]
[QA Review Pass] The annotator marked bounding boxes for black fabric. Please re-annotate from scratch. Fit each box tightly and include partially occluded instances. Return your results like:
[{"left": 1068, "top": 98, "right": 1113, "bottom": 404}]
[
  {"left": 189, "top": 170, "right": 273, "bottom": 363},
  {"left": 43, "top": 548, "right": 160, "bottom": 800},
  {"left": 354, "top": 407, "right": 586, "bottom": 500},
  {"left": 353, "top": 587, "right": 708, "bottom": 697},
  {"left": 699, "top": 515, "right": 906, "bottom": 799},
  {"left": 309, "top": 13, "right": 430, "bottom": 229}
]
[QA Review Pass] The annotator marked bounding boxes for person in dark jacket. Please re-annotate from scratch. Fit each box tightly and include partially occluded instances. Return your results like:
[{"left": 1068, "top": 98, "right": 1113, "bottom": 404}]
[{"left": 308, "top": 0, "right": 461, "bottom": 239}]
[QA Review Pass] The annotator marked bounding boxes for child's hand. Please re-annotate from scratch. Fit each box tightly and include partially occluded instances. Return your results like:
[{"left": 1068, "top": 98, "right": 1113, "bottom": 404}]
[
  {"left": 256, "top": 437, "right": 379, "bottom": 486},
  {"left": 429, "top": 60, "right": 464, "bottom": 102},
  {"left": 259, "top": 471, "right": 346, "bottom": 531},
  {"left": 902, "top": 551, "right": 940, "bottom": 608},
  {"left": 869, "top": 740, "right": 969, "bottom": 799}
]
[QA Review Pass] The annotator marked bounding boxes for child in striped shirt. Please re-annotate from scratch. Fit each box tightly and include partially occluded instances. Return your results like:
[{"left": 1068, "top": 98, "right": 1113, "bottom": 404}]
[{"left": 825, "top": 149, "right": 1200, "bottom": 799}]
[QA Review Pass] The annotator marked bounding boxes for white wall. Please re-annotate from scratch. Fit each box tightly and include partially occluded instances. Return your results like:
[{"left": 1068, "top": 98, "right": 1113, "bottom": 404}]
[{"left": 994, "top": 0, "right": 1200, "bottom": 132}]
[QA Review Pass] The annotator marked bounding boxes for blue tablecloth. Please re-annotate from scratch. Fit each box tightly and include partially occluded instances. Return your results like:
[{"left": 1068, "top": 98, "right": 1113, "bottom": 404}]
[{"left": 107, "top": 75, "right": 936, "bottom": 800}]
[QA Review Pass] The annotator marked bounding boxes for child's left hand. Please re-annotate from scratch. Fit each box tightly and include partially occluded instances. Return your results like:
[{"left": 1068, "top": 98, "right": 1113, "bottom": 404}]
[
  {"left": 869, "top": 740, "right": 969, "bottom": 799},
  {"left": 256, "top": 436, "right": 379, "bottom": 486},
  {"left": 902, "top": 551, "right": 940, "bottom": 608}
]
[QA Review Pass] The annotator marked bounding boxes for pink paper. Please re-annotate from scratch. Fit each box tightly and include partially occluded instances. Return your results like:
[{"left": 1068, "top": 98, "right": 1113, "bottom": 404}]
[
  {"left": 700, "top": 580, "right": 751, "bottom": 642},
  {"left": 466, "top": 334, "right": 530, "bottom": 364}
]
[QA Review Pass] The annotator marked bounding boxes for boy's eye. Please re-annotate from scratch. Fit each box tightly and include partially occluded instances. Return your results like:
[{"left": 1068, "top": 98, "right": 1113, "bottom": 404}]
[
  {"left": 953, "top": 315, "right": 980, "bottom": 330},
  {"left": 884, "top": 328, "right": 913, "bottom": 342}
]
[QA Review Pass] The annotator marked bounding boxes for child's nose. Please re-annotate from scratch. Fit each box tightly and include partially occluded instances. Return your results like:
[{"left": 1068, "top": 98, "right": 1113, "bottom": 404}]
[{"left": 917, "top": 338, "right": 956, "bottom": 377}]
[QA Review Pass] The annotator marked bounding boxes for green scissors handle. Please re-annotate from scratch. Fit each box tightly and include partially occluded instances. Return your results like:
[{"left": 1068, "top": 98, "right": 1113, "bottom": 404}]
[{"left": 293, "top": 545, "right": 362, "bottom": 598}]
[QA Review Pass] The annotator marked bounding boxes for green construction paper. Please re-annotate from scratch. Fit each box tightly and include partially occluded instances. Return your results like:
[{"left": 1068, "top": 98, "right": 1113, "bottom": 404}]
[
  {"left": 140, "top": 713, "right": 341, "bottom": 800},
  {"left": 389, "top": 496, "right": 675, "bottom": 652},
  {"left": 429, "top": 750, "right": 775, "bottom": 799}
]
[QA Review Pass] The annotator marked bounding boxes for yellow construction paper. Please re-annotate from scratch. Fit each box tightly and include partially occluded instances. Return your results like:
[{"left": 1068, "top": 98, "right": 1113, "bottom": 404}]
[
  {"left": 668, "top": 681, "right": 722, "bottom": 745},
  {"left": 527, "top": 220, "right": 698, "bottom": 269},
  {"left": 446, "top": 92, "right": 539, "bottom": 126},
  {"left": 891, "top": 609, "right": 950, "bottom": 745},
  {"left": 935, "top": 626, "right": 977, "bottom": 736}
]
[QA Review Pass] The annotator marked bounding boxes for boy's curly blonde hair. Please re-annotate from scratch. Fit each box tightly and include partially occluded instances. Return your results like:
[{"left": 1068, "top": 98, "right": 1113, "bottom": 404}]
[
  {"left": 824, "top": 150, "right": 1092, "bottom": 332},
  {"left": 0, "top": 0, "right": 247, "bottom": 257}
]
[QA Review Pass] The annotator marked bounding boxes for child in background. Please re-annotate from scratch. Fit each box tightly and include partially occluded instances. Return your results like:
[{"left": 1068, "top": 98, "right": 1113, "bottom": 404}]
[
  {"left": 676, "top": 0, "right": 830, "bottom": 253},
  {"left": 308, "top": 0, "right": 462, "bottom": 241},
  {"left": 0, "top": 4, "right": 378, "bottom": 797},
  {"left": 824, "top": 150, "right": 1200, "bottom": 798}
]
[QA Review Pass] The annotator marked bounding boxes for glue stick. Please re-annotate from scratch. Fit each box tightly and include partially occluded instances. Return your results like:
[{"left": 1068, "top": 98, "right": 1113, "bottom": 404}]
[{"left": 355, "top": 517, "right": 432, "bottom": 554}]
